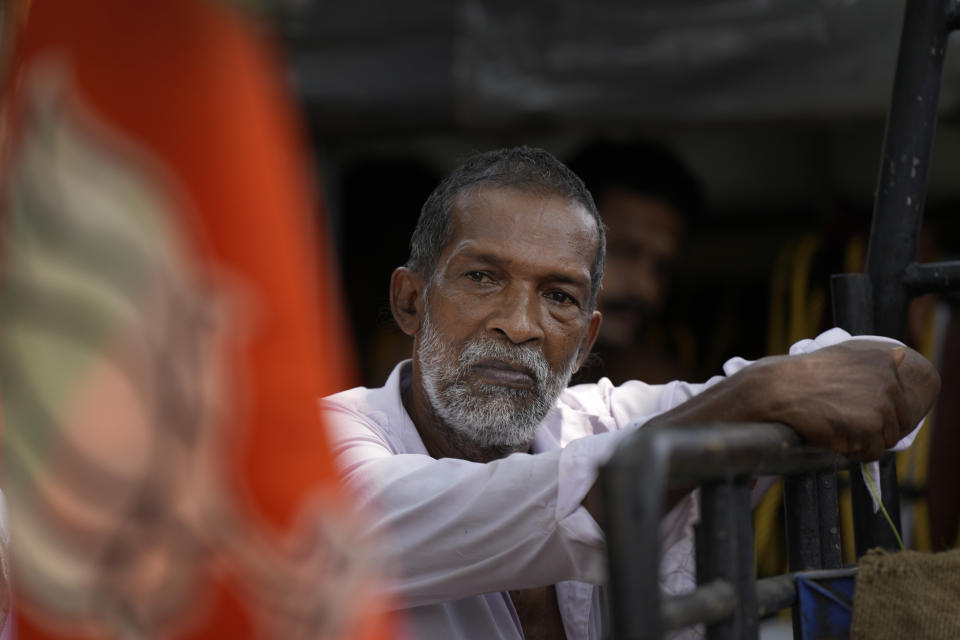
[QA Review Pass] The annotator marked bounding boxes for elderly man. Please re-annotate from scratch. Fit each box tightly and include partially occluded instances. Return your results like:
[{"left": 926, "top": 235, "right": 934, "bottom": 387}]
[{"left": 322, "top": 147, "right": 939, "bottom": 640}]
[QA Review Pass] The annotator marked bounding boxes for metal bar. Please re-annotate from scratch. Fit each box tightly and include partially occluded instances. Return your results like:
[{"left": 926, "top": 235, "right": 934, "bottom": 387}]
[
  {"left": 660, "top": 574, "right": 798, "bottom": 633},
  {"left": 830, "top": 271, "right": 901, "bottom": 560},
  {"left": 734, "top": 480, "right": 759, "bottom": 640},
  {"left": 783, "top": 473, "right": 821, "bottom": 639},
  {"left": 817, "top": 471, "right": 843, "bottom": 569},
  {"left": 698, "top": 482, "right": 739, "bottom": 640},
  {"left": 830, "top": 273, "right": 875, "bottom": 335},
  {"left": 600, "top": 429, "right": 669, "bottom": 640},
  {"left": 661, "top": 580, "right": 736, "bottom": 632},
  {"left": 662, "top": 423, "right": 852, "bottom": 479},
  {"left": 783, "top": 474, "right": 822, "bottom": 572},
  {"left": 601, "top": 421, "right": 857, "bottom": 639},
  {"left": 756, "top": 574, "right": 797, "bottom": 618},
  {"left": 865, "top": 0, "right": 953, "bottom": 340},
  {"left": 903, "top": 260, "right": 960, "bottom": 294}
]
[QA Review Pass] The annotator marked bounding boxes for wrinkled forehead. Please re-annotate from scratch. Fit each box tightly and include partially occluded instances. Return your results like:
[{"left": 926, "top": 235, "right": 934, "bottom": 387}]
[
  {"left": 441, "top": 184, "right": 599, "bottom": 276},
  {"left": 450, "top": 183, "right": 599, "bottom": 248}
]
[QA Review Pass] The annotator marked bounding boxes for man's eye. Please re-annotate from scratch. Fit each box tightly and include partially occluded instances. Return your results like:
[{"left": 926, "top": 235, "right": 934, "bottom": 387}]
[
  {"left": 465, "top": 271, "right": 491, "bottom": 283},
  {"left": 547, "top": 290, "right": 579, "bottom": 307}
]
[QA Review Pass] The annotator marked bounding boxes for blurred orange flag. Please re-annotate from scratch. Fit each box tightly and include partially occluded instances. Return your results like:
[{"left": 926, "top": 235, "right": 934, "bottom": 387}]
[{"left": 0, "top": 0, "right": 391, "bottom": 638}]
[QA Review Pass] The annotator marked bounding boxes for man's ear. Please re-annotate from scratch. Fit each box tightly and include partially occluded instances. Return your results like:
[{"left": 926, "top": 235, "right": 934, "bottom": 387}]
[
  {"left": 574, "top": 310, "right": 602, "bottom": 371},
  {"left": 390, "top": 267, "right": 426, "bottom": 336}
]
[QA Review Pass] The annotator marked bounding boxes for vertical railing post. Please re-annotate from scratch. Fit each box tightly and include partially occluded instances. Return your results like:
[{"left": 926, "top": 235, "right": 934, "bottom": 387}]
[
  {"left": 866, "top": 0, "right": 953, "bottom": 341},
  {"left": 831, "top": 0, "right": 957, "bottom": 557},
  {"left": 697, "top": 480, "right": 758, "bottom": 640},
  {"left": 782, "top": 473, "right": 822, "bottom": 636},
  {"left": 831, "top": 273, "right": 905, "bottom": 554},
  {"left": 600, "top": 430, "right": 670, "bottom": 640},
  {"left": 733, "top": 481, "right": 759, "bottom": 640},
  {"left": 817, "top": 470, "right": 843, "bottom": 568},
  {"left": 698, "top": 482, "right": 737, "bottom": 640}
]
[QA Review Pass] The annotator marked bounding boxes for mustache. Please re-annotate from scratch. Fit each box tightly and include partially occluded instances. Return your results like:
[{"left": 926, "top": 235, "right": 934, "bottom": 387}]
[{"left": 458, "top": 338, "right": 549, "bottom": 386}]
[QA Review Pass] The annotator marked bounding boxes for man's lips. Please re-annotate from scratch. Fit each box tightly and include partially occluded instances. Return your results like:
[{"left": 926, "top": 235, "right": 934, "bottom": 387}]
[{"left": 472, "top": 360, "right": 536, "bottom": 388}]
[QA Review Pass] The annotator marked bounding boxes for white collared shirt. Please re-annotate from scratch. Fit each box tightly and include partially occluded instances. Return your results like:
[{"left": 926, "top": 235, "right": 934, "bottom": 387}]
[{"left": 320, "top": 328, "right": 916, "bottom": 639}]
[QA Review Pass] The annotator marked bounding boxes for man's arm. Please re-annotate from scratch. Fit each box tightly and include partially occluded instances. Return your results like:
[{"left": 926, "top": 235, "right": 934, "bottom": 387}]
[
  {"left": 322, "top": 401, "right": 626, "bottom": 606},
  {"left": 643, "top": 340, "right": 939, "bottom": 462},
  {"left": 583, "top": 339, "right": 940, "bottom": 517}
]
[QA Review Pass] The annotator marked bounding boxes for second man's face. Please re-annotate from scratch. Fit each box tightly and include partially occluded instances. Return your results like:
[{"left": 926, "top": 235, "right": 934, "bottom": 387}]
[{"left": 597, "top": 187, "right": 684, "bottom": 347}]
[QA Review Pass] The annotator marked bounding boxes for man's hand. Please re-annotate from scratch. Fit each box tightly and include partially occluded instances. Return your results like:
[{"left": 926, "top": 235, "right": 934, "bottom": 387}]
[
  {"left": 645, "top": 340, "right": 940, "bottom": 463},
  {"left": 754, "top": 340, "right": 940, "bottom": 461}
]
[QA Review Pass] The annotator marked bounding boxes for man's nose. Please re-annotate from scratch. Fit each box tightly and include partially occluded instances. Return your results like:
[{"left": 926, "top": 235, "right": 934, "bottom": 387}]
[{"left": 486, "top": 286, "right": 545, "bottom": 345}]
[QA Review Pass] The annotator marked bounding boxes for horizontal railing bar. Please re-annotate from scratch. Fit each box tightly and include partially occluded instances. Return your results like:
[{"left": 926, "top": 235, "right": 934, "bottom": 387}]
[
  {"left": 602, "top": 421, "right": 853, "bottom": 638},
  {"left": 756, "top": 573, "right": 798, "bottom": 617},
  {"left": 903, "top": 260, "right": 960, "bottom": 294},
  {"left": 661, "top": 579, "right": 736, "bottom": 631},
  {"left": 616, "top": 421, "right": 854, "bottom": 479},
  {"left": 660, "top": 574, "right": 798, "bottom": 633}
]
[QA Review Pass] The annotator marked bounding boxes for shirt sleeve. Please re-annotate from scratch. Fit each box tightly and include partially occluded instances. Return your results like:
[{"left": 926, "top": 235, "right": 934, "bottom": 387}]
[
  {"left": 323, "top": 327, "right": 927, "bottom": 607},
  {"left": 322, "top": 402, "right": 628, "bottom": 608}
]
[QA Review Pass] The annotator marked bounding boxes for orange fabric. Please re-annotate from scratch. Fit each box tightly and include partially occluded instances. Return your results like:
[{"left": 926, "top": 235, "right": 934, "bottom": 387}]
[
  {"left": 10, "top": 0, "right": 351, "bottom": 528},
  {"left": 3, "top": 0, "right": 386, "bottom": 638}
]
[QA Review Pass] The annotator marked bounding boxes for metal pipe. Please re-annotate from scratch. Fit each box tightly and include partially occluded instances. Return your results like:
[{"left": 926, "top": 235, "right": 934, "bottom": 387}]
[
  {"left": 661, "top": 580, "right": 736, "bottom": 632},
  {"left": 599, "top": 429, "right": 669, "bottom": 639},
  {"left": 734, "top": 481, "right": 759, "bottom": 640},
  {"left": 660, "top": 422, "right": 851, "bottom": 479},
  {"left": 756, "top": 574, "right": 797, "bottom": 618},
  {"left": 783, "top": 472, "right": 821, "bottom": 638},
  {"left": 699, "top": 482, "right": 739, "bottom": 640},
  {"left": 865, "top": 0, "right": 954, "bottom": 340},
  {"left": 601, "top": 421, "right": 855, "bottom": 639},
  {"left": 903, "top": 260, "right": 960, "bottom": 294},
  {"left": 830, "top": 267, "right": 902, "bottom": 558},
  {"left": 659, "top": 574, "right": 799, "bottom": 633},
  {"left": 784, "top": 474, "right": 822, "bottom": 572},
  {"left": 830, "top": 273, "right": 875, "bottom": 335},
  {"left": 817, "top": 471, "right": 843, "bottom": 569}
]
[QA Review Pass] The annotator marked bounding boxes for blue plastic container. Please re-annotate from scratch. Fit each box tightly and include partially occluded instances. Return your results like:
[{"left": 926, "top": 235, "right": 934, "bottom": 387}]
[{"left": 795, "top": 568, "right": 857, "bottom": 640}]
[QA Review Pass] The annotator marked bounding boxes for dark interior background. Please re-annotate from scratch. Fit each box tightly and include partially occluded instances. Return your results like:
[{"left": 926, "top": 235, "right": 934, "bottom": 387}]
[{"left": 276, "top": 0, "right": 960, "bottom": 385}]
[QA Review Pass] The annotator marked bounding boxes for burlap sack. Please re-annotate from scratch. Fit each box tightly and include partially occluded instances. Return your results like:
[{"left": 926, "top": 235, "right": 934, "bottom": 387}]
[{"left": 850, "top": 548, "right": 960, "bottom": 639}]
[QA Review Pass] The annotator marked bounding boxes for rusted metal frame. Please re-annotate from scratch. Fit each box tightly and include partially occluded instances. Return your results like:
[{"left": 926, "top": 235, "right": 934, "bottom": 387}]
[
  {"left": 864, "top": 0, "right": 955, "bottom": 340},
  {"left": 659, "top": 573, "right": 798, "bottom": 632},
  {"left": 781, "top": 469, "right": 842, "bottom": 636},
  {"left": 600, "top": 421, "right": 853, "bottom": 639},
  {"left": 696, "top": 480, "right": 757, "bottom": 640},
  {"left": 816, "top": 471, "right": 843, "bottom": 568},
  {"left": 829, "top": 0, "right": 959, "bottom": 558},
  {"left": 831, "top": 276, "right": 905, "bottom": 555},
  {"left": 903, "top": 261, "right": 960, "bottom": 293}
]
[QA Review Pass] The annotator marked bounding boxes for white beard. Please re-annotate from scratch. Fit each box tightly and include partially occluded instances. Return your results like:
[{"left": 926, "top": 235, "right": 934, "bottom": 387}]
[{"left": 417, "top": 310, "right": 579, "bottom": 451}]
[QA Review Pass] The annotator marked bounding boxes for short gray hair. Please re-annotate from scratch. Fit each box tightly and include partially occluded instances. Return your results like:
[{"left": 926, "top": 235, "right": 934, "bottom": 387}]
[{"left": 406, "top": 146, "right": 605, "bottom": 309}]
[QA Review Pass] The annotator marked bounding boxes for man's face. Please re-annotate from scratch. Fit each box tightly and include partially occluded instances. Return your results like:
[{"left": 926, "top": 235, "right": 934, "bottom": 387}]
[
  {"left": 413, "top": 185, "right": 601, "bottom": 450},
  {"left": 597, "top": 187, "right": 684, "bottom": 347}
]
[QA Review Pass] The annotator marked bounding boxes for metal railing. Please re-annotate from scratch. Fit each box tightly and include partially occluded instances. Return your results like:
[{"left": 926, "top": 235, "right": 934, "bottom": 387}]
[
  {"left": 599, "top": 421, "right": 857, "bottom": 640},
  {"left": 832, "top": 0, "right": 960, "bottom": 558},
  {"left": 600, "top": 0, "right": 960, "bottom": 636}
]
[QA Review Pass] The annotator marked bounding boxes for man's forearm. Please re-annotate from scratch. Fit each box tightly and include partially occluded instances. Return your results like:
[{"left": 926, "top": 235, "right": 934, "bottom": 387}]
[{"left": 641, "top": 340, "right": 939, "bottom": 462}]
